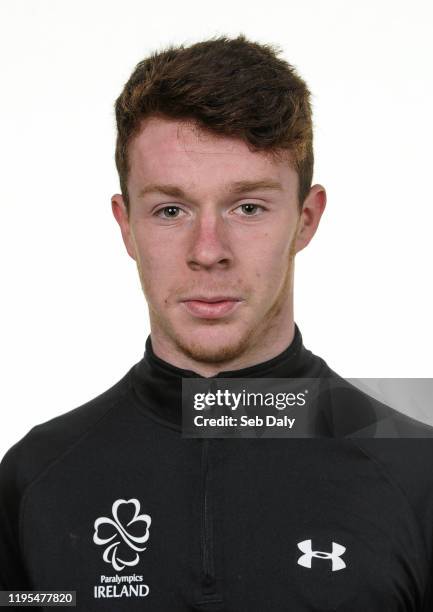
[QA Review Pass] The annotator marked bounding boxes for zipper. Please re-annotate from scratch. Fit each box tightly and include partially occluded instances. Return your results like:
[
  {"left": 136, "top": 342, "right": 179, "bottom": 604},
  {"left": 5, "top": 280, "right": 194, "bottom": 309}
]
[{"left": 201, "top": 438, "right": 216, "bottom": 592}]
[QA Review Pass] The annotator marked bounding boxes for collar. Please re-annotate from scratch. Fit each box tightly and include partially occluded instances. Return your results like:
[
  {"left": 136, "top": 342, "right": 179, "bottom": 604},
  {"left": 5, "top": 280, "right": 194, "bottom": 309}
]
[{"left": 129, "top": 323, "right": 327, "bottom": 430}]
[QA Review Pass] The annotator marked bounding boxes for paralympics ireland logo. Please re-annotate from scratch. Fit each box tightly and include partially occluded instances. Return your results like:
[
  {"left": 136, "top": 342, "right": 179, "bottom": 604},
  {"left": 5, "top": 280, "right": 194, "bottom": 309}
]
[{"left": 93, "top": 498, "right": 151, "bottom": 571}]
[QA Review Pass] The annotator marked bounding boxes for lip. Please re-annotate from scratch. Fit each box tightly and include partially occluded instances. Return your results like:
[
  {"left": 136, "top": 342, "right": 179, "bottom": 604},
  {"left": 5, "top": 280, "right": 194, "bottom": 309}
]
[
  {"left": 181, "top": 298, "right": 243, "bottom": 319},
  {"left": 181, "top": 295, "right": 241, "bottom": 303}
]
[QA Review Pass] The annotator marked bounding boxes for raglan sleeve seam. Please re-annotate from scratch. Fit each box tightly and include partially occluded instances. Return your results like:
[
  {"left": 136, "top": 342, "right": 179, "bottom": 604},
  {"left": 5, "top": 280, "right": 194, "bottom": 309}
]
[
  {"left": 17, "top": 384, "right": 133, "bottom": 562},
  {"left": 348, "top": 438, "right": 430, "bottom": 561}
]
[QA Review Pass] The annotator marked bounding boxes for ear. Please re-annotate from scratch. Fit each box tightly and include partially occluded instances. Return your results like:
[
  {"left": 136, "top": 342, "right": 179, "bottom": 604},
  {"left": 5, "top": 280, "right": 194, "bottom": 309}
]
[
  {"left": 111, "top": 194, "right": 137, "bottom": 261},
  {"left": 294, "top": 184, "right": 327, "bottom": 254}
]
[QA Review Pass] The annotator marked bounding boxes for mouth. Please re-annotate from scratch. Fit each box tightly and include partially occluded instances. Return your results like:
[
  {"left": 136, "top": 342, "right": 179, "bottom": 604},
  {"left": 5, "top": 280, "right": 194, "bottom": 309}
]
[{"left": 180, "top": 297, "right": 243, "bottom": 319}]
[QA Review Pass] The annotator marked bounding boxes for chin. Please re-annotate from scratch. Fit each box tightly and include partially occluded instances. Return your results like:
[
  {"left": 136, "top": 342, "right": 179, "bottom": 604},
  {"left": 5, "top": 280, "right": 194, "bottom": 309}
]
[{"left": 173, "top": 324, "right": 250, "bottom": 365}]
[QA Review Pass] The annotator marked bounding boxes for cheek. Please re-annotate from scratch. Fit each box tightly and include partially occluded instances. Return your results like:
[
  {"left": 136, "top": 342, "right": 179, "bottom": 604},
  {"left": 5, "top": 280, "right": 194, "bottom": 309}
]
[
  {"left": 135, "top": 242, "right": 183, "bottom": 305},
  {"left": 134, "top": 229, "right": 175, "bottom": 274},
  {"left": 248, "top": 237, "right": 291, "bottom": 282}
]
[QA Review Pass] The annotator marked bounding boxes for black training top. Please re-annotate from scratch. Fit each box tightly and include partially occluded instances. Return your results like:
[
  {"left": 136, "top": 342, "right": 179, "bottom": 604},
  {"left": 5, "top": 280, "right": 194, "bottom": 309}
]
[{"left": 1, "top": 323, "right": 433, "bottom": 611}]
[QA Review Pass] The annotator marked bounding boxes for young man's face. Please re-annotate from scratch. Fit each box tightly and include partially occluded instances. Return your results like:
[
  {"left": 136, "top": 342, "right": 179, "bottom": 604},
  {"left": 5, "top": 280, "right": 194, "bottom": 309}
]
[{"left": 112, "top": 115, "right": 325, "bottom": 368}]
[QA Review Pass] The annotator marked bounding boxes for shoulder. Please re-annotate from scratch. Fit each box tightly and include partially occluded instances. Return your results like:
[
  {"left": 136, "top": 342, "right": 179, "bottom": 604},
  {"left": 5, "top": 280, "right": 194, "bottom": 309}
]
[
  {"left": 318, "top": 366, "right": 433, "bottom": 512},
  {"left": 0, "top": 367, "right": 133, "bottom": 497},
  {"left": 319, "top": 366, "right": 433, "bottom": 439},
  {"left": 0, "top": 366, "right": 134, "bottom": 588}
]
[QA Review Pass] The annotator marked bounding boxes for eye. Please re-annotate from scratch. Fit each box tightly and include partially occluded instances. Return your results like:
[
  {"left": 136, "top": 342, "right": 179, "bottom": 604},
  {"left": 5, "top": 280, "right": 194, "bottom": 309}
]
[
  {"left": 154, "top": 205, "right": 185, "bottom": 219},
  {"left": 234, "top": 203, "right": 266, "bottom": 216}
]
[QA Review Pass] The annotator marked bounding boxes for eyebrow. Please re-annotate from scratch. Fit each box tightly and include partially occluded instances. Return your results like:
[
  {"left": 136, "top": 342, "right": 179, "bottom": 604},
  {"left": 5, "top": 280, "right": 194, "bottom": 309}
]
[{"left": 137, "top": 179, "right": 283, "bottom": 199}]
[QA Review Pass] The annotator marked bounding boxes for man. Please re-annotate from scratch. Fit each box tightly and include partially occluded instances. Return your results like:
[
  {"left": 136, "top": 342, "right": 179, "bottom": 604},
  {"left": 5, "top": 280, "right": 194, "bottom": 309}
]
[{"left": 1, "top": 34, "right": 433, "bottom": 611}]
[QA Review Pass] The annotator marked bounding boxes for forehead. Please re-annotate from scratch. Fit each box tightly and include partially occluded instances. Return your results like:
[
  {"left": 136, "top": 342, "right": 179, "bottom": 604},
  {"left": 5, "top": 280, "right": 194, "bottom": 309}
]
[{"left": 127, "top": 116, "right": 297, "bottom": 193}]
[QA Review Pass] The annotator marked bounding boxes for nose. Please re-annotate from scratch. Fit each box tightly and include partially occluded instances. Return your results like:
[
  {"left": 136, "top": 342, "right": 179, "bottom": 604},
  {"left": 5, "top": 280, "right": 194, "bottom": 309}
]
[{"left": 187, "top": 209, "right": 232, "bottom": 271}]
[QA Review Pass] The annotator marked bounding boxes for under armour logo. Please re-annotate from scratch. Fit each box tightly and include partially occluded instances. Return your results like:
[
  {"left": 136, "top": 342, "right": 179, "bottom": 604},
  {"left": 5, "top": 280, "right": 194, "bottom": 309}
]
[{"left": 297, "top": 539, "right": 346, "bottom": 571}]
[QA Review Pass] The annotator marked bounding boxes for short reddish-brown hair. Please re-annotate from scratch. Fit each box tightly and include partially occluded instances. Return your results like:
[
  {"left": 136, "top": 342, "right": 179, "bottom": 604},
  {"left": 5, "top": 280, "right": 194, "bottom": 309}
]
[{"left": 114, "top": 34, "right": 314, "bottom": 214}]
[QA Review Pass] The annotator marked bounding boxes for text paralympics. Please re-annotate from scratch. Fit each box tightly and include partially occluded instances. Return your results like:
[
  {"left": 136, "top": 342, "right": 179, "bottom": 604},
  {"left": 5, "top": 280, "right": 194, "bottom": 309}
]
[{"left": 100, "top": 574, "right": 144, "bottom": 584}]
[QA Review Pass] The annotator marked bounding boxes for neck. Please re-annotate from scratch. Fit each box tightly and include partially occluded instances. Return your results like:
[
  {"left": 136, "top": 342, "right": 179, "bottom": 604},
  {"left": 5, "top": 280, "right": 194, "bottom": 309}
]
[{"left": 129, "top": 321, "right": 325, "bottom": 430}]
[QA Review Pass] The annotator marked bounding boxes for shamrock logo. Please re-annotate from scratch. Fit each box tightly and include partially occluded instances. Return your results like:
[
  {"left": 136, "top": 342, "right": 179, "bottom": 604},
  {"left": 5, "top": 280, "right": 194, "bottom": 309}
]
[{"left": 93, "top": 498, "right": 151, "bottom": 571}]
